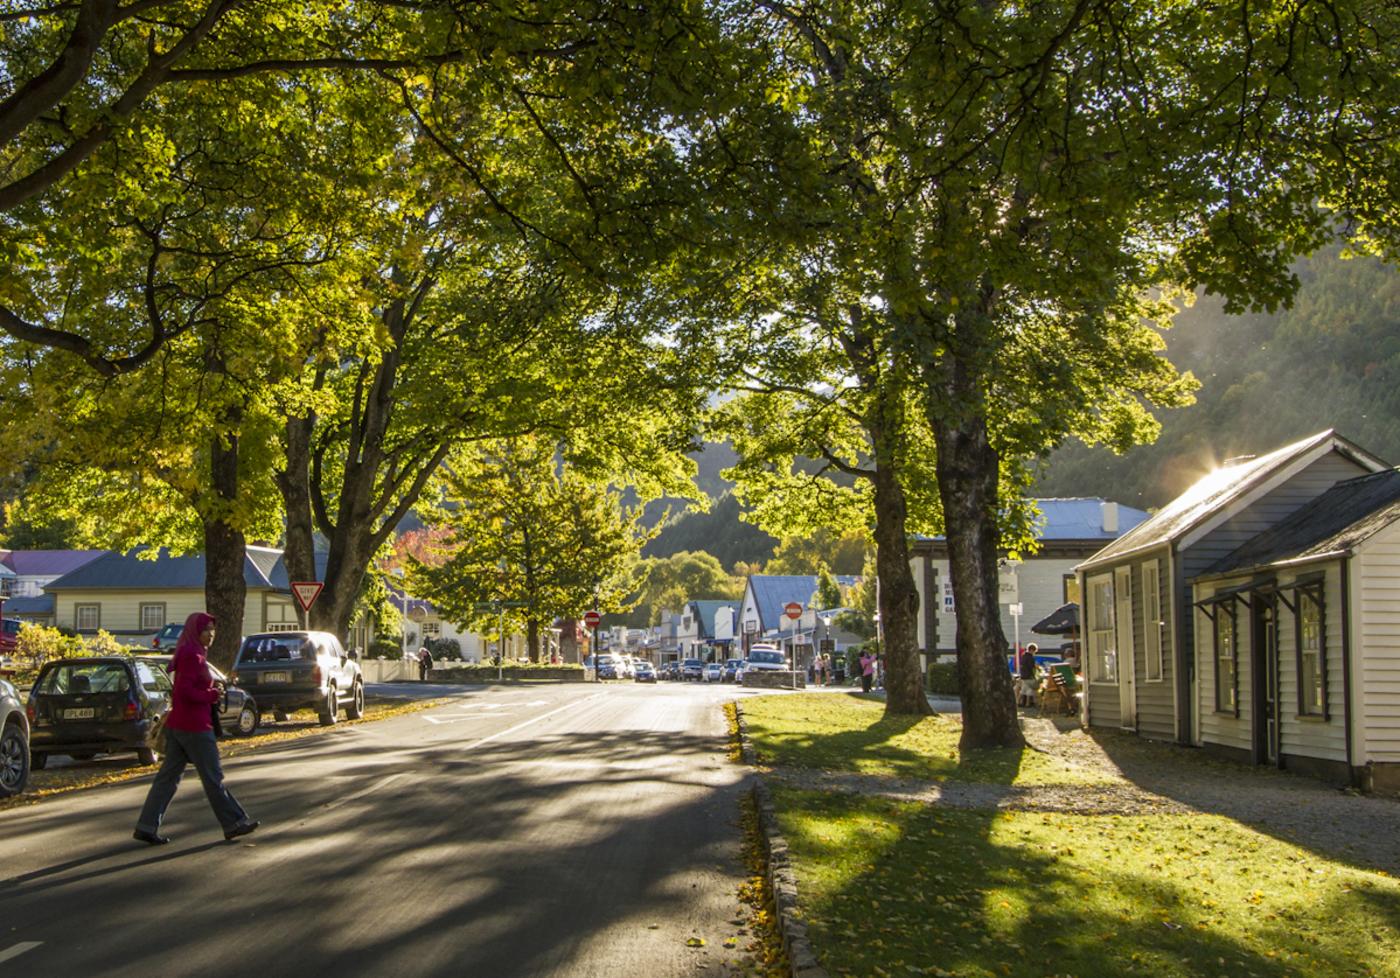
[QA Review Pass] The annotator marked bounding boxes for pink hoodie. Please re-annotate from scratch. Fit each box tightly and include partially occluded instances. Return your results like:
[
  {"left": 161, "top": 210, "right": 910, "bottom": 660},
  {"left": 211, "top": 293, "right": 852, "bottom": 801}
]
[{"left": 165, "top": 612, "right": 220, "bottom": 732}]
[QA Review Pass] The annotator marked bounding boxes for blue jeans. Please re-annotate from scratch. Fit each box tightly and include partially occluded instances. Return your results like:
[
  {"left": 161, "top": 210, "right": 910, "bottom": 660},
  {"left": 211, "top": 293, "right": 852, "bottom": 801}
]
[{"left": 135, "top": 728, "right": 249, "bottom": 834}]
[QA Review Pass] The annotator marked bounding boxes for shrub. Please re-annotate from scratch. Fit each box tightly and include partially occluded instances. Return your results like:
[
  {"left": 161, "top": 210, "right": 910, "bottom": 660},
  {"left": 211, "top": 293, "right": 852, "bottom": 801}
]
[
  {"left": 926, "top": 661, "right": 959, "bottom": 696},
  {"left": 369, "top": 640, "right": 404, "bottom": 660},
  {"left": 428, "top": 636, "right": 461, "bottom": 660},
  {"left": 15, "top": 623, "right": 86, "bottom": 664},
  {"left": 86, "top": 630, "right": 128, "bottom": 656}
]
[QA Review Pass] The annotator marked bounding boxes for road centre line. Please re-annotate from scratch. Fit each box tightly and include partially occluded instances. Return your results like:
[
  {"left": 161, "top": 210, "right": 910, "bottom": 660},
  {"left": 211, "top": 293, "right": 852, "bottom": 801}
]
[
  {"left": 462, "top": 692, "right": 607, "bottom": 752},
  {"left": 0, "top": 942, "right": 42, "bottom": 964}
]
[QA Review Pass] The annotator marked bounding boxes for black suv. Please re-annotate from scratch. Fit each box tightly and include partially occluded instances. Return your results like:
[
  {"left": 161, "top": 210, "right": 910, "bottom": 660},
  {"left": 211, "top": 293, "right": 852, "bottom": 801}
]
[
  {"left": 28, "top": 657, "right": 170, "bottom": 767},
  {"left": 232, "top": 631, "right": 363, "bottom": 726}
]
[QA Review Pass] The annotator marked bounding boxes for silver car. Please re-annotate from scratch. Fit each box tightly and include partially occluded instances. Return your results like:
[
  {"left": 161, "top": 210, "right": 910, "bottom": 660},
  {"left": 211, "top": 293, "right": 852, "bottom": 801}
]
[{"left": 1, "top": 676, "right": 31, "bottom": 797}]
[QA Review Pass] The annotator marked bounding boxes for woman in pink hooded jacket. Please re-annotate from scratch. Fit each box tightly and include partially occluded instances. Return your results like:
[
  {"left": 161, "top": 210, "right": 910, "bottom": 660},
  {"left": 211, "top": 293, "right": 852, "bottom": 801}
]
[{"left": 133, "top": 612, "right": 258, "bottom": 845}]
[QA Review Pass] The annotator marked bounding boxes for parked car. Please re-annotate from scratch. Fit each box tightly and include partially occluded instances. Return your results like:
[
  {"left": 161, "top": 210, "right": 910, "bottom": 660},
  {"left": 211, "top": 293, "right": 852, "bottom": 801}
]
[
  {"left": 703, "top": 662, "right": 723, "bottom": 683},
  {"left": 594, "top": 654, "right": 621, "bottom": 680},
  {"left": 148, "top": 622, "right": 184, "bottom": 651},
  {"left": 680, "top": 658, "right": 704, "bottom": 681},
  {"left": 27, "top": 656, "right": 170, "bottom": 767},
  {"left": 231, "top": 631, "right": 363, "bottom": 726},
  {"left": 738, "top": 647, "right": 789, "bottom": 683},
  {"left": 0, "top": 617, "right": 20, "bottom": 656},
  {"left": 659, "top": 661, "right": 679, "bottom": 681},
  {"left": 617, "top": 655, "right": 635, "bottom": 679},
  {"left": 1, "top": 676, "right": 30, "bottom": 796},
  {"left": 633, "top": 661, "right": 657, "bottom": 683},
  {"left": 722, "top": 658, "right": 744, "bottom": 682}
]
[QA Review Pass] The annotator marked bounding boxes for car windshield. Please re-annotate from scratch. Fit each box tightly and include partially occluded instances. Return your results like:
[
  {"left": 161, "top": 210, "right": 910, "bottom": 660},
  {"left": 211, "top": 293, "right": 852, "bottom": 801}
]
[
  {"left": 749, "top": 650, "right": 785, "bottom": 665},
  {"left": 238, "top": 636, "right": 313, "bottom": 663},
  {"left": 159, "top": 624, "right": 183, "bottom": 638},
  {"left": 726, "top": 660, "right": 742, "bottom": 668},
  {"left": 683, "top": 659, "right": 702, "bottom": 667},
  {"left": 36, "top": 662, "right": 130, "bottom": 695},
  {"left": 134, "top": 660, "right": 172, "bottom": 692}
]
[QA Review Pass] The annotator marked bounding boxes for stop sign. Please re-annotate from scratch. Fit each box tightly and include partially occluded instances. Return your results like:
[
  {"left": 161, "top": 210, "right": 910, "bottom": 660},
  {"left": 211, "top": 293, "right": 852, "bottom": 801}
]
[
  {"left": 784, "top": 601, "right": 803, "bottom": 620},
  {"left": 584, "top": 610, "right": 602, "bottom": 628}
]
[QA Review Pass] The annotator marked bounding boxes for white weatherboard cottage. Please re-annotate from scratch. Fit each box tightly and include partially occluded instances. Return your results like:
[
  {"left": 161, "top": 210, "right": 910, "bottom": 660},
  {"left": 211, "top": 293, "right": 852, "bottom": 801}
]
[{"left": 1077, "top": 430, "right": 1400, "bottom": 793}]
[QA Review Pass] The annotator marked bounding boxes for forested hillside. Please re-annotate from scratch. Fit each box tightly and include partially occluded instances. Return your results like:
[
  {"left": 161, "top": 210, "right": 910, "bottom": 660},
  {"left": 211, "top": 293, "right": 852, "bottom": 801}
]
[{"left": 1037, "top": 248, "right": 1400, "bottom": 508}]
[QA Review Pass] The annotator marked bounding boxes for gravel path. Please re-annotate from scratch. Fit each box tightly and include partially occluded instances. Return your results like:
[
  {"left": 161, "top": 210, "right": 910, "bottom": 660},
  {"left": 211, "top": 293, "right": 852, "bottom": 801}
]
[{"left": 764, "top": 712, "right": 1400, "bottom": 873}]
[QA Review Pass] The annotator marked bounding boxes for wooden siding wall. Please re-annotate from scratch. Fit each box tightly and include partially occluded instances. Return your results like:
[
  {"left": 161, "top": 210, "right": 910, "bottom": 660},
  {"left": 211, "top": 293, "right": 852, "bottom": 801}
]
[
  {"left": 1193, "top": 566, "right": 1348, "bottom": 763},
  {"left": 1357, "top": 521, "right": 1400, "bottom": 765},
  {"left": 1276, "top": 566, "right": 1348, "bottom": 763},
  {"left": 1132, "top": 554, "right": 1175, "bottom": 739},
  {"left": 55, "top": 590, "right": 287, "bottom": 640},
  {"left": 1195, "top": 576, "right": 1253, "bottom": 754}
]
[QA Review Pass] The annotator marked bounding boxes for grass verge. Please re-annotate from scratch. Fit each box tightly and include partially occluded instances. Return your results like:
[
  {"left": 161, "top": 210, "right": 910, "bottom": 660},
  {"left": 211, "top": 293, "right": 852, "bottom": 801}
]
[
  {"left": 773, "top": 786, "right": 1400, "bottom": 978},
  {"left": 1, "top": 696, "right": 447, "bottom": 810},
  {"left": 740, "top": 692, "right": 1104, "bottom": 785}
]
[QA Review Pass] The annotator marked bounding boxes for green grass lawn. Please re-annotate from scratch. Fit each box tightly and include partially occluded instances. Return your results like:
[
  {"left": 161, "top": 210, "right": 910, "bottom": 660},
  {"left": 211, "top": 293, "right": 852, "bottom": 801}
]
[
  {"left": 774, "top": 787, "right": 1400, "bottom": 978},
  {"left": 741, "top": 692, "right": 1105, "bottom": 786}
]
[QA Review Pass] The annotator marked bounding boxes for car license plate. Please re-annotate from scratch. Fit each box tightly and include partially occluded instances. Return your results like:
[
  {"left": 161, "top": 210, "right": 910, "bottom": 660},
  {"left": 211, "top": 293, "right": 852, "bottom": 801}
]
[
  {"left": 63, "top": 708, "right": 95, "bottom": 719},
  {"left": 262, "top": 672, "right": 291, "bottom": 683}
]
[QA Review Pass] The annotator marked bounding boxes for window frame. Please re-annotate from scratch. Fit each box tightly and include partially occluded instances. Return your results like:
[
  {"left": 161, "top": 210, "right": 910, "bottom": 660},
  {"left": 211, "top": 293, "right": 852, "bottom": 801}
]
[
  {"left": 1142, "top": 561, "right": 1164, "bottom": 682},
  {"left": 1087, "top": 574, "right": 1115, "bottom": 682},
  {"left": 1294, "top": 583, "right": 1328, "bottom": 719},
  {"left": 139, "top": 602, "right": 167, "bottom": 632},
  {"left": 74, "top": 602, "right": 101, "bottom": 632},
  {"left": 1212, "top": 600, "right": 1238, "bottom": 716}
]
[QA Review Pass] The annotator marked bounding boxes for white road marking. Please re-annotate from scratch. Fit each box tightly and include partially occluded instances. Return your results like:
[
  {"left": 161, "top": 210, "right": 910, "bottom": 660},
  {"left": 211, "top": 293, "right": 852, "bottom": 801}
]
[
  {"left": 424, "top": 713, "right": 515, "bottom": 724},
  {"left": 463, "top": 692, "right": 606, "bottom": 751},
  {"left": 0, "top": 942, "right": 42, "bottom": 964},
  {"left": 318, "top": 773, "right": 408, "bottom": 813}
]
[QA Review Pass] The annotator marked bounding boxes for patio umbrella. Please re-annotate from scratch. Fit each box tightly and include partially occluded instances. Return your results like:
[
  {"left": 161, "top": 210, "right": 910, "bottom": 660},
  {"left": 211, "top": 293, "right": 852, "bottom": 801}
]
[{"left": 1030, "top": 602, "right": 1079, "bottom": 636}]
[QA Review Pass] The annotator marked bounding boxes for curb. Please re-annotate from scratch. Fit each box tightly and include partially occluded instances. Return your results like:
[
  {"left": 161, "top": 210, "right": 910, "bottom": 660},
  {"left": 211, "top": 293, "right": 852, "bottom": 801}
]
[{"left": 735, "top": 704, "right": 831, "bottom": 978}]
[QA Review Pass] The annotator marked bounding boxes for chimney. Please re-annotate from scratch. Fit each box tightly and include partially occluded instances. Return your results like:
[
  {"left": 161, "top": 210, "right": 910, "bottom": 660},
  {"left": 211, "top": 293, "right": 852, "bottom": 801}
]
[{"left": 1102, "top": 500, "right": 1119, "bottom": 534}]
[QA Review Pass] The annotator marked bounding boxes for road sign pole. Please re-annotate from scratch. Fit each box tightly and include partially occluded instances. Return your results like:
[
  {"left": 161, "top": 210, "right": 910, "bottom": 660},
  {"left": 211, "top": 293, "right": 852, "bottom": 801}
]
[{"left": 498, "top": 603, "right": 505, "bottom": 683}]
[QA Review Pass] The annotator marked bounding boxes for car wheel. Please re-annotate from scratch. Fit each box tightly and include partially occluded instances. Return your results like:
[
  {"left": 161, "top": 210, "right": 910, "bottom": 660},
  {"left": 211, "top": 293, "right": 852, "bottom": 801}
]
[
  {"left": 137, "top": 745, "right": 159, "bottom": 765},
  {"left": 318, "top": 686, "right": 338, "bottom": 726},
  {"left": 0, "top": 724, "right": 30, "bottom": 797},
  {"left": 344, "top": 681, "right": 364, "bottom": 720},
  {"left": 236, "top": 701, "right": 260, "bottom": 736},
  {"left": 30, "top": 751, "right": 47, "bottom": 770}
]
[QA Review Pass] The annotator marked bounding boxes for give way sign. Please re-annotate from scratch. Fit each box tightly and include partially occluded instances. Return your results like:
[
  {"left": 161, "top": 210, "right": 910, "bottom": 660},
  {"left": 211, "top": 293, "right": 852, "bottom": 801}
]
[{"left": 291, "top": 581, "right": 324, "bottom": 612}]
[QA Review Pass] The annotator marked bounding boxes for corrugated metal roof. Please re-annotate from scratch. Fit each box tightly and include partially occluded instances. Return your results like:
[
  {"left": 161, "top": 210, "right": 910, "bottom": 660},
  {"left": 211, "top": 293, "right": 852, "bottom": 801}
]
[
  {"left": 0, "top": 550, "right": 108, "bottom": 577},
  {"left": 1200, "top": 469, "right": 1400, "bottom": 577},
  {"left": 687, "top": 599, "right": 738, "bottom": 639},
  {"left": 748, "top": 574, "right": 860, "bottom": 632},
  {"left": 1082, "top": 430, "right": 1388, "bottom": 569},
  {"left": 46, "top": 548, "right": 291, "bottom": 591},
  {"left": 916, "top": 498, "right": 1149, "bottom": 543}
]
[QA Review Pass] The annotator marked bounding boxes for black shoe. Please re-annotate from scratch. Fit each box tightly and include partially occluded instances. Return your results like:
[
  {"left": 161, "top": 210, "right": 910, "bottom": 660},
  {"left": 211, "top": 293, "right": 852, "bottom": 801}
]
[
  {"left": 224, "top": 819, "right": 259, "bottom": 842},
  {"left": 133, "top": 829, "right": 170, "bottom": 846}
]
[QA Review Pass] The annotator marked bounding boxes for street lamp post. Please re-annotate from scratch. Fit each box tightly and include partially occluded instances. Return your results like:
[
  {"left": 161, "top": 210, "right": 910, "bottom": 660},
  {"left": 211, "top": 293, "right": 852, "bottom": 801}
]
[{"left": 395, "top": 568, "right": 408, "bottom": 661}]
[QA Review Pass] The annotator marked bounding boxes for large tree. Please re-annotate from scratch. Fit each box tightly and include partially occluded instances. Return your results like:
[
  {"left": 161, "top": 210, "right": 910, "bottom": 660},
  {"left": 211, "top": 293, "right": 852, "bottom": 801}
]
[
  {"left": 732, "top": 0, "right": 1399, "bottom": 748},
  {"left": 410, "top": 437, "right": 653, "bottom": 661}
]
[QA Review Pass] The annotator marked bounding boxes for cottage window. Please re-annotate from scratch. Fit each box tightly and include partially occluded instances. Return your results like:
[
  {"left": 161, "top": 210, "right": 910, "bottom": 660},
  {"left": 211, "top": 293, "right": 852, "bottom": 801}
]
[
  {"left": 1214, "top": 604, "right": 1237, "bottom": 714},
  {"left": 1087, "top": 575, "right": 1115, "bottom": 681},
  {"left": 139, "top": 603, "right": 166, "bottom": 632},
  {"left": 1296, "top": 587, "right": 1327, "bottom": 718},
  {"left": 1063, "top": 574, "right": 1081, "bottom": 605},
  {"left": 422, "top": 621, "right": 441, "bottom": 638},
  {"left": 75, "top": 603, "right": 101, "bottom": 632},
  {"left": 1142, "top": 562, "right": 1163, "bottom": 681}
]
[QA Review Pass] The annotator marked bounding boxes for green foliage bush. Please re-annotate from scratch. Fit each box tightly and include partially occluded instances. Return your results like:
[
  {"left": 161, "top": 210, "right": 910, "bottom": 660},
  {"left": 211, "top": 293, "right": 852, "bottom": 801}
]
[
  {"left": 15, "top": 623, "right": 86, "bottom": 662},
  {"left": 427, "top": 636, "right": 461, "bottom": 660},
  {"left": 369, "top": 640, "right": 404, "bottom": 660},
  {"left": 926, "top": 661, "right": 959, "bottom": 696}
]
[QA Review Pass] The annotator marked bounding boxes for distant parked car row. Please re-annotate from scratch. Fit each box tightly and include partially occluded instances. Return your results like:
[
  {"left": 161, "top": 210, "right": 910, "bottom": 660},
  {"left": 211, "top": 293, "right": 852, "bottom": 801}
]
[
  {"left": 660, "top": 646, "right": 790, "bottom": 683},
  {"left": 1, "top": 630, "right": 363, "bottom": 798}
]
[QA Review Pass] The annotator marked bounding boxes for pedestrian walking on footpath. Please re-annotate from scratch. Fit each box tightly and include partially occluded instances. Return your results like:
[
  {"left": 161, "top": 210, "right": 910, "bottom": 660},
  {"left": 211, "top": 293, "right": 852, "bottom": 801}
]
[
  {"left": 418, "top": 645, "right": 434, "bottom": 681},
  {"left": 859, "top": 650, "right": 875, "bottom": 693},
  {"left": 133, "top": 612, "right": 258, "bottom": 845}
]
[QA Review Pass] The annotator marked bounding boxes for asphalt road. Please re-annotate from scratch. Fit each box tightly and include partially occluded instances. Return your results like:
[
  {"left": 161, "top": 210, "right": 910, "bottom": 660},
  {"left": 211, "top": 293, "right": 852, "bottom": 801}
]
[{"left": 0, "top": 681, "right": 789, "bottom": 977}]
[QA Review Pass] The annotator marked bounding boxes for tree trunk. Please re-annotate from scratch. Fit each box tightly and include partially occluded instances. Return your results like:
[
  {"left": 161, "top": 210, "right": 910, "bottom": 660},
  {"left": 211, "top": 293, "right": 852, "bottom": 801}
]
[
  {"left": 277, "top": 414, "right": 317, "bottom": 624},
  {"left": 931, "top": 410, "right": 1023, "bottom": 750},
  {"left": 527, "top": 618, "right": 540, "bottom": 662},
  {"left": 869, "top": 454, "right": 932, "bottom": 716},
  {"left": 203, "top": 431, "right": 247, "bottom": 672}
]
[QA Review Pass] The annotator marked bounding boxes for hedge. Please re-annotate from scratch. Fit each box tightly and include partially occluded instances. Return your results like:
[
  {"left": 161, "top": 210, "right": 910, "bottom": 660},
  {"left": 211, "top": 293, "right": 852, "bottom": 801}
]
[{"left": 925, "top": 661, "right": 960, "bottom": 696}]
